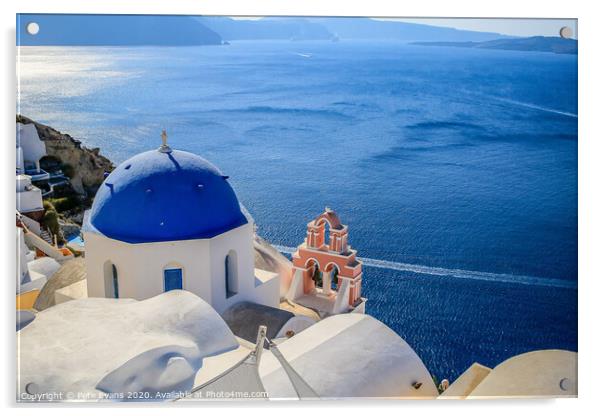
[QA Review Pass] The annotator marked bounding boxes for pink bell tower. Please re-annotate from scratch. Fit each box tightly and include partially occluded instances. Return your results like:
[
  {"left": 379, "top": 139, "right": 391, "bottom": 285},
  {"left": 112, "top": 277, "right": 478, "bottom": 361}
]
[{"left": 287, "top": 208, "right": 365, "bottom": 315}]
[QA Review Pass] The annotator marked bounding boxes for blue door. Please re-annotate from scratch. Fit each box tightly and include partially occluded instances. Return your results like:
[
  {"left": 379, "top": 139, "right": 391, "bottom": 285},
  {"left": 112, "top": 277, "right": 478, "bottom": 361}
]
[{"left": 164, "top": 268, "right": 183, "bottom": 292}]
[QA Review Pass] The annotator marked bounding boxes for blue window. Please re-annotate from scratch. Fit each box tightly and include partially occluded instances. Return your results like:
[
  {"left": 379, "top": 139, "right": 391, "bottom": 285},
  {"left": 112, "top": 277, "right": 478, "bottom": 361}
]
[{"left": 164, "top": 268, "right": 183, "bottom": 292}]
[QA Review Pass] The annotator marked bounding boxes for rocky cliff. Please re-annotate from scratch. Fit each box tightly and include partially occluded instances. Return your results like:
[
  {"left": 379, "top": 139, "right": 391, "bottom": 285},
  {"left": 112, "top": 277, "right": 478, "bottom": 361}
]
[{"left": 17, "top": 115, "right": 114, "bottom": 196}]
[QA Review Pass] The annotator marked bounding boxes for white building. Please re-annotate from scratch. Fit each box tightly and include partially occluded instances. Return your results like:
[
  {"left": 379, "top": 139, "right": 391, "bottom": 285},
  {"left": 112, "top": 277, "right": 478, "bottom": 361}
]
[
  {"left": 16, "top": 175, "right": 43, "bottom": 216},
  {"left": 17, "top": 227, "right": 61, "bottom": 294},
  {"left": 17, "top": 122, "right": 48, "bottom": 180},
  {"left": 82, "top": 133, "right": 279, "bottom": 314}
]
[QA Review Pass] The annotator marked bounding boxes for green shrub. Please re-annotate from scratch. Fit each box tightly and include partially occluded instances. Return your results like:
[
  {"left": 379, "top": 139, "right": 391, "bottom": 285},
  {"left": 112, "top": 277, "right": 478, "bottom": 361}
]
[
  {"left": 47, "top": 196, "right": 78, "bottom": 212},
  {"left": 43, "top": 200, "right": 55, "bottom": 211},
  {"left": 42, "top": 208, "right": 60, "bottom": 237}
]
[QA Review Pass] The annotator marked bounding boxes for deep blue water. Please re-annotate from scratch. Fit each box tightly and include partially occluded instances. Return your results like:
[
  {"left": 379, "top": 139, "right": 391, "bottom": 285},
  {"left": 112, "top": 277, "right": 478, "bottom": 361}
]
[{"left": 19, "top": 41, "right": 577, "bottom": 381}]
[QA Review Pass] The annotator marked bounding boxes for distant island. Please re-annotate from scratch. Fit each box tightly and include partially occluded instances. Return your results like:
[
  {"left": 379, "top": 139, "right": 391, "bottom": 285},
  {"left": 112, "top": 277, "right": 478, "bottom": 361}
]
[
  {"left": 309, "top": 17, "right": 510, "bottom": 42},
  {"left": 17, "top": 14, "right": 222, "bottom": 46},
  {"left": 17, "top": 15, "right": 577, "bottom": 55},
  {"left": 200, "top": 16, "right": 510, "bottom": 43},
  {"left": 19, "top": 14, "right": 513, "bottom": 46},
  {"left": 412, "top": 36, "right": 577, "bottom": 55},
  {"left": 198, "top": 17, "right": 336, "bottom": 41}
]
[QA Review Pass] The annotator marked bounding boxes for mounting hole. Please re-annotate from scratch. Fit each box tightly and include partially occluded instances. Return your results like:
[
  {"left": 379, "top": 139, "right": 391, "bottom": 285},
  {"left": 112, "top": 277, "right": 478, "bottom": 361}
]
[
  {"left": 559, "top": 26, "right": 573, "bottom": 39},
  {"left": 26, "top": 22, "right": 40, "bottom": 36},
  {"left": 559, "top": 377, "right": 573, "bottom": 391},
  {"left": 25, "top": 382, "right": 38, "bottom": 394}
]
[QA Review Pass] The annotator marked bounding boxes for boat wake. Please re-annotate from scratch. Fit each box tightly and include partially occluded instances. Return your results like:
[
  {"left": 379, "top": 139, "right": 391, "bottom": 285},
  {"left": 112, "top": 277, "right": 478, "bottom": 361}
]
[
  {"left": 273, "top": 245, "right": 576, "bottom": 289},
  {"left": 491, "top": 96, "right": 577, "bottom": 119}
]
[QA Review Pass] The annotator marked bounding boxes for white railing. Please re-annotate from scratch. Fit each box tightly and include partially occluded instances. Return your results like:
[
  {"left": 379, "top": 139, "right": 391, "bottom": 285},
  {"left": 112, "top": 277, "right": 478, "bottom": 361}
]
[
  {"left": 17, "top": 213, "right": 73, "bottom": 263},
  {"left": 17, "top": 211, "right": 41, "bottom": 236}
]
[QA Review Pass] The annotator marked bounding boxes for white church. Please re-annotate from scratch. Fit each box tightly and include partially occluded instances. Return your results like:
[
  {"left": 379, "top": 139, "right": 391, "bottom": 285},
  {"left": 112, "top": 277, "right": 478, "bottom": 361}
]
[{"left": 83, "top": 131, "right": 280, "bottom": 313}]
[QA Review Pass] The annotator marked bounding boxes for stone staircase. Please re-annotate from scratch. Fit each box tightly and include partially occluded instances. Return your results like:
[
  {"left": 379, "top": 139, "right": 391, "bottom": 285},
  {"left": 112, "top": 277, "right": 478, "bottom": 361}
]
[{"left": 39, "top": 229, "right": 53, "bottom": 245}]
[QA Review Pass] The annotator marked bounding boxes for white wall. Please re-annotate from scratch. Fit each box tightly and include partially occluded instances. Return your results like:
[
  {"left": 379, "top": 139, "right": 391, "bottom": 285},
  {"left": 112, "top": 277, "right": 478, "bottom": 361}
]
[
  {"left": 16, "top": 175, "right": 31, "bottom": 192},
  {"left": 249, "top": 269, "right": 280, "bottom": 309},
  {"left": 84, "top": 232, "right": 211, "bottom": 302},
  {"left": 208, "top": 221, "right": 262, "bottom": 312},
  {"left": 16, "top": 146, "right": 24, "bottom": 173},
  {"left": 17, "top": 228, "right": 31, "bottom": 284},
  {"left": 17, "top": 123, "right": 46, "bottom": 168},
  {"left": 17, "top": 188, "right": 43, "bottom": 213},
  {"left": 17, "top": 175, "right": 43, "bottom": 213},
  {"left": 275, "top": 316, "right": 316, "bottom": 338},
  {"left": 84, "top": 221, "right": 280, "bottom": 314}
]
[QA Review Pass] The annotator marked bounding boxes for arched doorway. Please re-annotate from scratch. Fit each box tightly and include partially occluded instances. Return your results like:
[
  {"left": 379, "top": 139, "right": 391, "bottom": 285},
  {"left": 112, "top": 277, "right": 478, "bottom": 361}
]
[
  {"left": 306, "top": 258, "right": 322, "bottom": 289},
  {"left": 324, "top": 263, "right": 340, "bottom": 295},
  {"left": 317, "top": 218, "right": 331, "bottom": 250},
  {"left": 225, "top": 250, "right": 238, "bottom": 298},
  {"left": 103, "top": 261, "right": 119, "bottom": 298}
]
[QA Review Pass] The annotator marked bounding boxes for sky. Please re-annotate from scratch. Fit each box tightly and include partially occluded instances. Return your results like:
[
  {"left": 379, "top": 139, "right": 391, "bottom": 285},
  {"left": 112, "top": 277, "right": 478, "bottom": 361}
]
[
  {"left": 231, "top": 17, "right": 578, "bottom": 38},
  {"left": 383, "top": 18, "right": 577, "bottom": 38}
]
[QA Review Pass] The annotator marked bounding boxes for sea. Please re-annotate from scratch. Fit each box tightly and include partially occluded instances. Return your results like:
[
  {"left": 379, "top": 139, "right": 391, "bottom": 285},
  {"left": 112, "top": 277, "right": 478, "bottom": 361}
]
[{"left": 17, "top": 40, "right": 578, "bottom": 381}]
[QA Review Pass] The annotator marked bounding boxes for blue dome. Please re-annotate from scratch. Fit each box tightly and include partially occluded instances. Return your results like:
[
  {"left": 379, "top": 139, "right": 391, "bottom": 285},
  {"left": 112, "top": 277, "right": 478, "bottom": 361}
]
[{"left": 89, "top": 149, "right": 248, "bottom": 243}]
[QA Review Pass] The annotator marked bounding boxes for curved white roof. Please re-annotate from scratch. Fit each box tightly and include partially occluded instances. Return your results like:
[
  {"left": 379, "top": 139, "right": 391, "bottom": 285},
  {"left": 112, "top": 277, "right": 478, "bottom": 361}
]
[
  {"left": 468, "top": 349, "right": 577, "bottom": 398},
  {"left": 258, "top": 313, "right": 438, "bottom": 398},
  {"left": 17, "top": 291, "right": 238, "bottom": 401}
]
